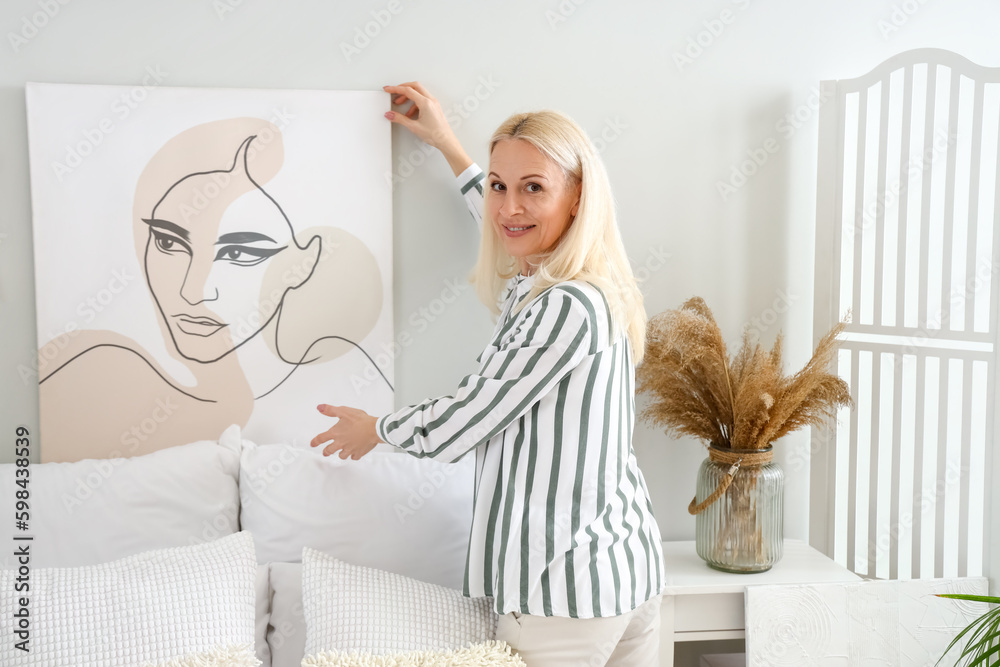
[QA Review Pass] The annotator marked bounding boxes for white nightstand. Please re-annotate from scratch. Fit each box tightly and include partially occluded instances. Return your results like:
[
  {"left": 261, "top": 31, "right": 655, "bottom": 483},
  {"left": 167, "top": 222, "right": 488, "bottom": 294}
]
[{"left": 659, "top": 540, "right": 861, "bottom": 666}]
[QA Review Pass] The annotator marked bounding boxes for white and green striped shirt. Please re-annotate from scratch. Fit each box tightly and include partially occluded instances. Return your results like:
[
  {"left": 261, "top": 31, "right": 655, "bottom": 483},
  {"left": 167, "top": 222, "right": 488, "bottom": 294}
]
[{"left": 376, "top": 163, "right": 665, "bottom": 619}]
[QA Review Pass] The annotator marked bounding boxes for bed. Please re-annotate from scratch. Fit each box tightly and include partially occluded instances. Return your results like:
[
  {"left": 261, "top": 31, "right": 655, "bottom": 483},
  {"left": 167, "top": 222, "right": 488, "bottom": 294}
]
[{"left": 0, "top": 425, "right": 523, "bottom": 666}]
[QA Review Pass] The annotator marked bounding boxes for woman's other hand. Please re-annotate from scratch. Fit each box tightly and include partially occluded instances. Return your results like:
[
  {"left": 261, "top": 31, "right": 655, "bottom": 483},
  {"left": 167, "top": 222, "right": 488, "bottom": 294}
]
[
  {"left": 383, "top": 81, "right": 472, "bottom": 176},
  {"left": 311, "top": 404, "right": 381, "bottom": 460}
]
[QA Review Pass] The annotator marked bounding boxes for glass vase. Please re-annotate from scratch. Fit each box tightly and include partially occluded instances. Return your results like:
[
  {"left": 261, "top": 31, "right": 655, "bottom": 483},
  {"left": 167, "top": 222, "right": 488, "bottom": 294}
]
[{"left": 694, "top": 444, "right": 784, "bottom": 573}]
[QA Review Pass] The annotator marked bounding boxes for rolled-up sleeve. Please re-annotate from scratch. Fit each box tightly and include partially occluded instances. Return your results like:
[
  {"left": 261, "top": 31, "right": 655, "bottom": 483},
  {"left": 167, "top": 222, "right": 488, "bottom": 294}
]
[
  {"left": 456, "top": 162, "right": 485, "bottom": 229},
  {"left": 376, "top": 288, "right": 593, "bottom": 463}
]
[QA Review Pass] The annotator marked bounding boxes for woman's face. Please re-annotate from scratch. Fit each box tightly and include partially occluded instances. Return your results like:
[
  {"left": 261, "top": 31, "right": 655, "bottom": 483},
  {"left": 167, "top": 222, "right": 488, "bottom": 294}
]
[
  {"left": 144, "top": 171, "right": 294, "bottom": 363},
  {"left": 486, "top": 138, "right": 581, "bottom": 272}
]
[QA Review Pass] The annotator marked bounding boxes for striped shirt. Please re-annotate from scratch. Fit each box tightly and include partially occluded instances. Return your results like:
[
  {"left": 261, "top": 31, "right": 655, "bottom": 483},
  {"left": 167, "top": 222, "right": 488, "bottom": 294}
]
[{"left": 376, "top": 163, "right": 665, "bottom": 619}]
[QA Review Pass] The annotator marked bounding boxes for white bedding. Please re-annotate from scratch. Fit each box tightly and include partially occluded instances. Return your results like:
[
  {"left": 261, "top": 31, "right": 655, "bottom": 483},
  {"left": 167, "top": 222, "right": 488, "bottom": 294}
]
[
  {"left": 0, "top": 531, "right": 258, "bottom": 667},
  {"left": 0, "top": 427, "right": 478, "bottom": 667}
]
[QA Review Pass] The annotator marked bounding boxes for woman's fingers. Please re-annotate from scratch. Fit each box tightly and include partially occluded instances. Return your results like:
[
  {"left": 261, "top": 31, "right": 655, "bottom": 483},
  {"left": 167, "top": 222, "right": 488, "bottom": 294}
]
[
  {"left": 310, "top": 426, "right": 335, "bottom": 448},
  {"left": 391, "top": 81, "right": 431, "bottom": 96},
  {"left": 396, "top": 81, "right": 433, "bottom": 99},
  {"left": 312, "top": 405, "right": 340, "bottom": 448},
  {"left": 312, "top": 404, "right": 376, "bottom": 460},
  {"left": 385, "top": 93, "right": 438, "bottom": 135},
  {"left": 382, "top": 82, "right": 468, "bottom": 173},
  {"left": 385, "top": 110, "right": 416, "bottom": 131},
  {"left": 411, "top": 82, "right": 432, "bottom": 97},
  {"left": 322, "top": 442, "right": 344, "bottom": 458},
  {"left": 385, "top": 83, "right": 435, "bottom": 123},
  {"left": 323, "top": 440, "right": 366, "bottom": 460},
  {"left": 384, "top": 84, "right": 425, "bottom": 106}
]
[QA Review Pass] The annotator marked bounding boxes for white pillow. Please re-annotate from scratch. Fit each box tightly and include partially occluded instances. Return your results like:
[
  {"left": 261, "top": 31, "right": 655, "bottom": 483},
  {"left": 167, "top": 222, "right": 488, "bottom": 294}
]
[
  {"left": 0, "top": 424, "right": 242, "bottom": 569},
  {"left": 267, "top": 562, "right": 307, "bottom": 667},
  {"left": 0, "top": 531, "right": 259, "bottom": 667},
  {"left": 301, "top": 547, "right": 497, "bottom": 656},
  {"left": 301, "top": 641, "right": 526, "bottom": 666},
  {"left": 239, "top": 442, "right": 474, "bottom": 589}
]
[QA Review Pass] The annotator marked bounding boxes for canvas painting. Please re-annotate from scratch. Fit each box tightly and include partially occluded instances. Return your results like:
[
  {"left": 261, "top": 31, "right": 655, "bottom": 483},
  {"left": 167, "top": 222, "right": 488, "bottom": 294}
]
[{"left": 26, "top": 83, "right": 393, "bottom": 462}]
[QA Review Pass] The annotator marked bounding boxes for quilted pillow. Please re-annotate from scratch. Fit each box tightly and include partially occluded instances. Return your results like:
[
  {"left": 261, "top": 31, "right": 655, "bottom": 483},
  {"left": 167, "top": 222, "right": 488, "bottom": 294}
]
[
  {"left": 0, "top": 531, "right": 258, "bottom": 667},
  {"left": 301, "top": 547, "right": 497, "bottom": 656},
  {"left": 301, "top": 641, "right": 525, "bottom": 666}
]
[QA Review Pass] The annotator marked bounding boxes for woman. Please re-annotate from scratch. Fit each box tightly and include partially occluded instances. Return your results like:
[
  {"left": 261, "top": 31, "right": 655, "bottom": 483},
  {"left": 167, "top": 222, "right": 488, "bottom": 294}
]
[{"left": 311, "top": 82, "right": 666, "bottom": 666}]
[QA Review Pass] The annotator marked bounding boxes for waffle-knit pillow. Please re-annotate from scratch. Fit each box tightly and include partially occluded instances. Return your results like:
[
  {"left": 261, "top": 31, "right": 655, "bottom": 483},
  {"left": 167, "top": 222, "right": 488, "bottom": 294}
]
[
  {"left": 301, "top": 547, "right": 497, "bottom": 656},
  {"left": 0, "top": 531, "right": 258, "bottom": 667}
]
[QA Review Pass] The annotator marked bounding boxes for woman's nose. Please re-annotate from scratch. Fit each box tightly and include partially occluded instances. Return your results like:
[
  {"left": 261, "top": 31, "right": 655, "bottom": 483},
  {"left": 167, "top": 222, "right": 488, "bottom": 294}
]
[
  {"left": 180, "top": 258, "right": 220, "bottom": 306},
  {"left": 499, "top": 191, "right": 523, "bottom": 218}
]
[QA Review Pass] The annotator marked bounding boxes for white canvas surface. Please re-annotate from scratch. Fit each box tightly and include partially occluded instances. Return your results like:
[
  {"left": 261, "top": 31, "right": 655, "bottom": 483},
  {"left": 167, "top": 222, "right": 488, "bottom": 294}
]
[{"left": 25, "top": 82, "right": 393, "bottom": 461}]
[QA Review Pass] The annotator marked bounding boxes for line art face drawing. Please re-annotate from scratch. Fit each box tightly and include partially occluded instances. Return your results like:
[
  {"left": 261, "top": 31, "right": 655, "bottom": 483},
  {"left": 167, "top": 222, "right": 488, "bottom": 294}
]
[{"left": 27, "top": 85, "right": 393, "bottom": 462}]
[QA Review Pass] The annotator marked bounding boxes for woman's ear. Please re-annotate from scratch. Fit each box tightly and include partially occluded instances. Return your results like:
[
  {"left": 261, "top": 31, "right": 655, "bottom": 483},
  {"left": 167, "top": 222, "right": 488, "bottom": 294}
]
[
  {"left": 289, "top": 234, "right": 322, "bottom": 289},
  {"left": 570, "top": 180, "right": 582, "bottom": 217}
]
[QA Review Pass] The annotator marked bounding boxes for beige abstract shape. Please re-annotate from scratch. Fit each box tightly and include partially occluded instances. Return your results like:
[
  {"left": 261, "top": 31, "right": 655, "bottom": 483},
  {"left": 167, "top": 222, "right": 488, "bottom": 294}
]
[
  {"left": 263, "top": 225, "right": 382, "bottom": 363},
  {"left": 38, "top": 330, "right": 252, "bottom": 463}
]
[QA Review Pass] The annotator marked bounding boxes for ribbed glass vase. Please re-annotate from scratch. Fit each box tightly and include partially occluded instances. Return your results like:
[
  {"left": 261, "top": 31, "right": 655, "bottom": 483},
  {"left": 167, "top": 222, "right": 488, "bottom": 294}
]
[{"left": 694, "top": 444, "right": 784, "bottom": 573}]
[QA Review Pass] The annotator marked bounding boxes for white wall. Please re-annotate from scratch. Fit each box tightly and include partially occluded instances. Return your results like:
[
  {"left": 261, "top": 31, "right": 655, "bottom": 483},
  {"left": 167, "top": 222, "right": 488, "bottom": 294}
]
[{"left": 0, "top": 0, "right": 996, "bottom": 559}]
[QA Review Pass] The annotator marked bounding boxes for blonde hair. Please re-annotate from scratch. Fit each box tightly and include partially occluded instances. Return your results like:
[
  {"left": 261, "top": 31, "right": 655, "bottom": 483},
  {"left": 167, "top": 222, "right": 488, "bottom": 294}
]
[{"left": 470, "top": 110, "right": 647, "bottom": 363}]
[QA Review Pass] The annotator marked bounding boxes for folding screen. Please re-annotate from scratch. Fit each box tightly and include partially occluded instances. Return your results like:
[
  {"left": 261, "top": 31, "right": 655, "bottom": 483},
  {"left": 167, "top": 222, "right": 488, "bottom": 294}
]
[{"left": 812, "top": 49, "right": 1000, "bottom": 588}]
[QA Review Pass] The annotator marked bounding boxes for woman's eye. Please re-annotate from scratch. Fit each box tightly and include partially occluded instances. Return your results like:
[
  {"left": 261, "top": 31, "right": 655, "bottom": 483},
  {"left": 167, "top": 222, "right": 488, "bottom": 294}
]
[
  {"left": 152, "top": 231, "right": 191, "bottom": 255},
  {"left": 214, "top": 244, "right": 286, "bottom": 266},
  {"left": 490, "top": 181, "right": 506, "bottom": 192},
  {"left": 526, "top": 183, "right": 542, "bottom": 193}
]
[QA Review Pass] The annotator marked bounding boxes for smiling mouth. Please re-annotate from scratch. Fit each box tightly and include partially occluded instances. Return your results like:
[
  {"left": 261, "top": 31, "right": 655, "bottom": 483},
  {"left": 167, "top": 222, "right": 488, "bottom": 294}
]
[
  {"left": 173, "top": 314, "right": 226, "bottom": 337},
  {"left": 503, "top": 224, "right": 536, "bottom": 236}
]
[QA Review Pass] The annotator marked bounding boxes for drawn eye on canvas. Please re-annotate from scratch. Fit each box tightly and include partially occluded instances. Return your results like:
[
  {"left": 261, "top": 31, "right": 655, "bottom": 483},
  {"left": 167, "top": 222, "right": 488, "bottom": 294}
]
[{"left": 29, "top": 99, "right": 394, "bottom": 463}]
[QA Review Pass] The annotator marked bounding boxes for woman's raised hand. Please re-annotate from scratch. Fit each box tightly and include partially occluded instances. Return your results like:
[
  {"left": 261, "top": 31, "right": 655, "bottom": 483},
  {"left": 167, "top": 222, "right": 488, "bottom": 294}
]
[
  {"left": 311, "top": 404, "right": 381, "bottom": 460},
  {"left": 383, "top": 81, "right": 472, "bottom": 177}
]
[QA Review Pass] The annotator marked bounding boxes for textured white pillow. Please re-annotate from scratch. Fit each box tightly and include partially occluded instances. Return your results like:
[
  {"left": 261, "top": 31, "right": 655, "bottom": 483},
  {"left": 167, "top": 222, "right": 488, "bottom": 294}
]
[
  {"left": 302, "top": 547, "right": 497, "bottom": 656},
  {"left": 239, "top": 442, "right": 473, "bottom": 589},
  {"left": 0, "top": 531, "right": 259, "bottom": 667},
  {"left": 301, "top": 641, "right": 525, "bottom": 666},
  {"left": 0, "top": 424, "right": 242, "bottom": 569}
]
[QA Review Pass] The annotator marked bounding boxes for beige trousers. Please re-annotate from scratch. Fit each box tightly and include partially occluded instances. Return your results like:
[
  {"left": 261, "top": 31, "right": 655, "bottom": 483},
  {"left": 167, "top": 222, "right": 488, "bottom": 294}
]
[{"left": 495, "top": 593, "right": 663, "bottom": 667}]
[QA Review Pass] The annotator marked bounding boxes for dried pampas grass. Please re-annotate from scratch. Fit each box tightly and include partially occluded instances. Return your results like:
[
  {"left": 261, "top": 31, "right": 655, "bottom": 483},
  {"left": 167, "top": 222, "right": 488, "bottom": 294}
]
[{"left": 637, "top": 297, "right": 853, "bottom": 450}]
